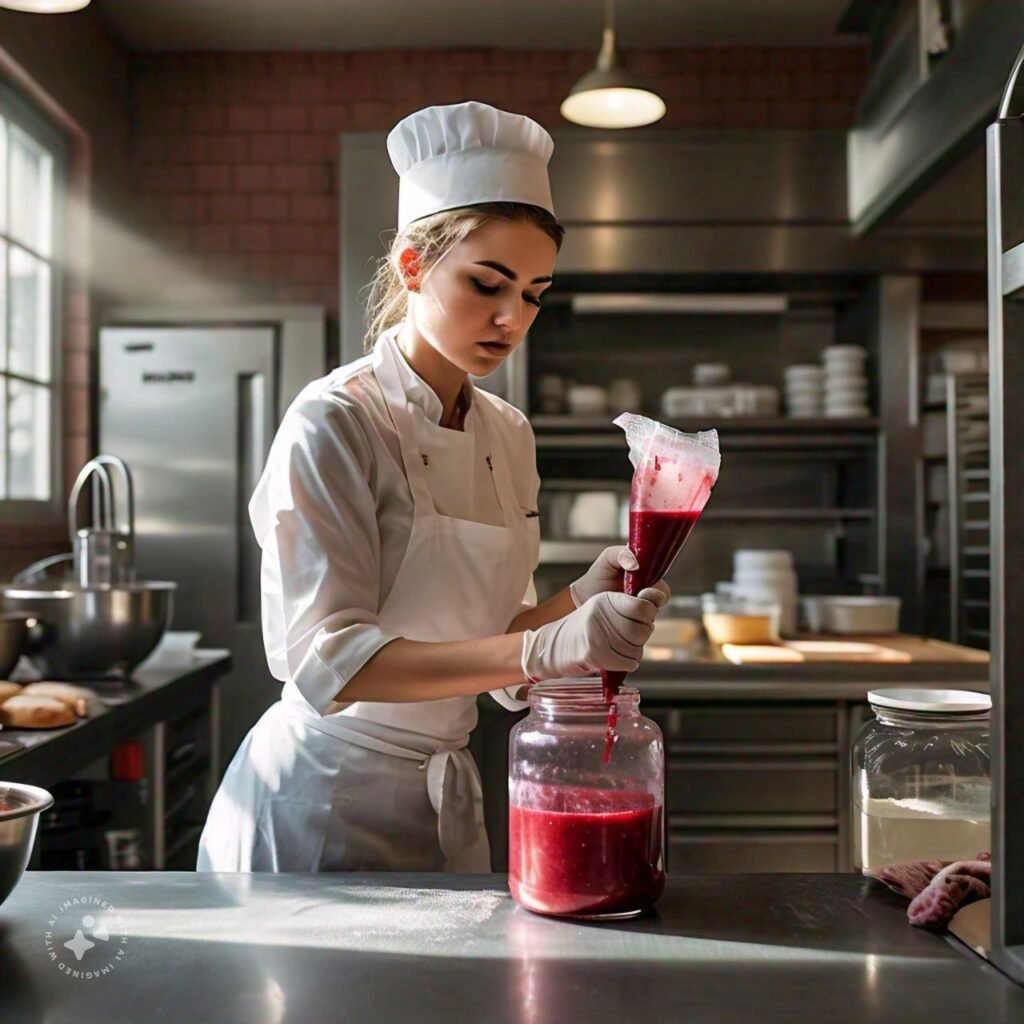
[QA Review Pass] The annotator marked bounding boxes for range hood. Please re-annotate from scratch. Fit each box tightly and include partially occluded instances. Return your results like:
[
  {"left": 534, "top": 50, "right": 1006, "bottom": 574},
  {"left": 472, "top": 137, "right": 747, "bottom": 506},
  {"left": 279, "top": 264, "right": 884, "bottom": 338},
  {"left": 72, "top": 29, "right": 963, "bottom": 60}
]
[{"left": 844, "top": 0, "right": 1024, "bottom": 233}]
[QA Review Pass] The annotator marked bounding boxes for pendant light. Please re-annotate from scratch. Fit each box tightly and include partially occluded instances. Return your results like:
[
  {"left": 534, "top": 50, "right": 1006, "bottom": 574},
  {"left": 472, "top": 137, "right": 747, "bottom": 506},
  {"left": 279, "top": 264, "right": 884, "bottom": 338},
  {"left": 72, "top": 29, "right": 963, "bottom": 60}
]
[
  {"left": 561, "top": 0, "right": 666, "bottom": 129},
  {"left": 0, "top": 0, "right": 90, "bottom": 11}
]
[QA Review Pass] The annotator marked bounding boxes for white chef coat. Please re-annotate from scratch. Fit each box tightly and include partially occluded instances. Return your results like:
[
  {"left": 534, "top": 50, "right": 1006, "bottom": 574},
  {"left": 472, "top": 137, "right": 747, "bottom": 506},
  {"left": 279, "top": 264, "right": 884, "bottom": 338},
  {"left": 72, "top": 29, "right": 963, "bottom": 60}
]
[
  {"left": 197, "top": 327, "right": 541, "bottom": 873},
  {"left": 250, "top": 325, "right": 540, "bottom": 719}
]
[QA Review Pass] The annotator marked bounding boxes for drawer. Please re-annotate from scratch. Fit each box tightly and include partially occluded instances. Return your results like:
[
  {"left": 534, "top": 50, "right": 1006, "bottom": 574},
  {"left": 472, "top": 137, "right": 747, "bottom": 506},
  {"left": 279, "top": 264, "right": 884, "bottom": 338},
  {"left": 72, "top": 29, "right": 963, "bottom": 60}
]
[
  {"left": 667, "top": 831, "right": 838, "bottom": 873},
  {"left": 647, "top": 705, "right": 838, "bottom": 747},
  {"left": 666, "top": 759, "right": 837, "bottom": 815}
]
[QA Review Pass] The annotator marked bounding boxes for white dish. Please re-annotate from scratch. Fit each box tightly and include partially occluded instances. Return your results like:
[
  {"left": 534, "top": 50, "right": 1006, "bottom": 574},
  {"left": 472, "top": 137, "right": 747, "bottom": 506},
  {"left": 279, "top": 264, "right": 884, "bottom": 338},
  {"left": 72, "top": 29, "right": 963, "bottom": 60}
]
[
  {"left": 693, "top": 362, "right": 731, "bottom": 386},
  {"left": 823, "top": 369, "right": 867, "bottom": 385},
  {"left": 734, "top": 549, "right": 793, "bottom": 570},
  {"left": 824, "top": 406, "right": 871, "bottom": 418},
  {"left": 783, "top": 364, "right": 824, "bottom": 380},
  {"left": 822, "top": 344, "right": 867, "bottom": 360},
  {"left": 566, "top": 386, "right": 609, "bottom": 416},
  {"left": 785, "top": 380, "right": 824, "bottom": 396},
  {"left": 820, "top": 596, "right": 901, "bottom": 635},
  {"left": 734, "top": 567, "right": 798, "bottom": 588},
  {"left": 567, "top": 492, "right": 620, "bottom": 538}
]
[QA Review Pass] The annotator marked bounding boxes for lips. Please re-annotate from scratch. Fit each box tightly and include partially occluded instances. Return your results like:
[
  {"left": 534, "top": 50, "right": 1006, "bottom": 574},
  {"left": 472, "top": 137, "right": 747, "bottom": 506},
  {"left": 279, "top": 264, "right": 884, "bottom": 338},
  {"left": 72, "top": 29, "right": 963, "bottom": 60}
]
[{"left": 477, "top": 341, "right": 511, "bottom": 356}]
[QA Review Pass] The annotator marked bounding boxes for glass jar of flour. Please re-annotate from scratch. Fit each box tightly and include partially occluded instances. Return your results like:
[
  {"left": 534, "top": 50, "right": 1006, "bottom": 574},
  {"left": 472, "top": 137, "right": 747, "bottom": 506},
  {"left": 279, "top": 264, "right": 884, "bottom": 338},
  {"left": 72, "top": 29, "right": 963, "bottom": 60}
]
[{"left": 852, "top": 688, "right": 991, "bottom": 871}]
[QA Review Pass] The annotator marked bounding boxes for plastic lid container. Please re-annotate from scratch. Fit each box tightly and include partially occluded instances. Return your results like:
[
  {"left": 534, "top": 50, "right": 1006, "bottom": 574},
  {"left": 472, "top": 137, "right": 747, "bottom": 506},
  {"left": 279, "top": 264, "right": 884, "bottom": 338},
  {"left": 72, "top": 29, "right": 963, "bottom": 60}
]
[{"left": 867, "top": 688, "right": 991, "bottom": 714}]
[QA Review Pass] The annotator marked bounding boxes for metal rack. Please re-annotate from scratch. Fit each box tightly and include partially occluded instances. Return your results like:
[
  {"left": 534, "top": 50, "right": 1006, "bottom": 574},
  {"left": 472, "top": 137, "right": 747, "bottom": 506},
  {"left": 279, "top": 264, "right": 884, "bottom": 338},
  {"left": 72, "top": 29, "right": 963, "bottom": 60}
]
[
  {"left": 532, "top": 418, "right": 884, "bottom": 599},
  {"left": 946, "top": 372, "right": 991, "bottom": 648}
]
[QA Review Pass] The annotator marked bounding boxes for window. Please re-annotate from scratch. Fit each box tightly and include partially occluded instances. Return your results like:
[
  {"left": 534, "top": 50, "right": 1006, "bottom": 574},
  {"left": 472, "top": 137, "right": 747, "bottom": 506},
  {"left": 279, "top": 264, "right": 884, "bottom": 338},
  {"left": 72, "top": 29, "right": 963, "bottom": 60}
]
[{"left": 0, "top": 83, "right": 65, "bottom": 513}]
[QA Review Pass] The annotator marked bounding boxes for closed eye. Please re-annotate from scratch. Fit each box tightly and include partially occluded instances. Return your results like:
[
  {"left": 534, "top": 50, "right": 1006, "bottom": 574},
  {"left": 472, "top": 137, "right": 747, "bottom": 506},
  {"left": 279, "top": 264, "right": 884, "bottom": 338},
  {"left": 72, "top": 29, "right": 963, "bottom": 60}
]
[{"left": 472, "top": 278, "right": 543, "bottom": 308}]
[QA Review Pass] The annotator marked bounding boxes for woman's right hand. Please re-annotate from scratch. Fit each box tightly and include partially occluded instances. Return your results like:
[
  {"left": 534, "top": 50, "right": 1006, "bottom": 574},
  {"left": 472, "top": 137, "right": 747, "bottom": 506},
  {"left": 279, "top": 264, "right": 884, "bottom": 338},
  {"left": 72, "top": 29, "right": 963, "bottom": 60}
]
[{"left": 520, "top": 586, "right": 669, "bottom": 683}]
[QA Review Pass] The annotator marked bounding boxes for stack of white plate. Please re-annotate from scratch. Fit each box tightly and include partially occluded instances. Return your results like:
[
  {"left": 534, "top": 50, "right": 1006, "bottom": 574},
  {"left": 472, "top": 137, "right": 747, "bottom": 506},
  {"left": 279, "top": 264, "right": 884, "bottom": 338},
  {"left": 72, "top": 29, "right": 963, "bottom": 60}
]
[
  {"left": 783, "top": 364, "right": 824, "bottom": 418},
  {"left": 730, "top": 549, "right": 798, "bottom": 636},
  {"left": 823, "top": 345, "right": 870, "bottom": 418}
]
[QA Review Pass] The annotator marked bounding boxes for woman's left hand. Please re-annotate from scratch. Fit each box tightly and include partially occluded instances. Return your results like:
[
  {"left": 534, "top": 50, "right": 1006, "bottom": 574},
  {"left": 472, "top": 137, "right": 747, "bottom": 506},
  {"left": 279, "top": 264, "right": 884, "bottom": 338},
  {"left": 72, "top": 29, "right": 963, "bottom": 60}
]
[{"left": 568, "top": 545, "right": 672, "bottom": 608}]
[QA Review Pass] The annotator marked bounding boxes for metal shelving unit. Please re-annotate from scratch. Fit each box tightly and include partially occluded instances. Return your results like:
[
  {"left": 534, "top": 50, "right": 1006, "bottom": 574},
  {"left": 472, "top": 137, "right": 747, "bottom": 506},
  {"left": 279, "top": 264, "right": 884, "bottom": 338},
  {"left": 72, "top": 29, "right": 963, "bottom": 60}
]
[
  {"left": 946, "top": 372, "right": 991, "bottom": 648},
  {"left": 533, "top": 417, "right": 884, "bottom": 594}
]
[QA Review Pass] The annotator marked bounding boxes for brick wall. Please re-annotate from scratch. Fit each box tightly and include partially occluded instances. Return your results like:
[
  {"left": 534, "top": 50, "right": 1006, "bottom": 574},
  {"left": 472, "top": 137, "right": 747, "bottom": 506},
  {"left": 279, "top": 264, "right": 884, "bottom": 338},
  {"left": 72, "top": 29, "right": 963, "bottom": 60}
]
[{"left": 130, "top": 46, "right": 867, "bottom": 322}]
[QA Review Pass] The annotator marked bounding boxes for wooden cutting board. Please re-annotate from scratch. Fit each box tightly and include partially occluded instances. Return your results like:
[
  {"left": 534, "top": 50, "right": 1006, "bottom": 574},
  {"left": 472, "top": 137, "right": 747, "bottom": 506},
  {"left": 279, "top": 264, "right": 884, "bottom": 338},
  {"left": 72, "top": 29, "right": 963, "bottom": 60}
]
[{"left": 721, "top": 634, "right": 989, "bottom": 665}]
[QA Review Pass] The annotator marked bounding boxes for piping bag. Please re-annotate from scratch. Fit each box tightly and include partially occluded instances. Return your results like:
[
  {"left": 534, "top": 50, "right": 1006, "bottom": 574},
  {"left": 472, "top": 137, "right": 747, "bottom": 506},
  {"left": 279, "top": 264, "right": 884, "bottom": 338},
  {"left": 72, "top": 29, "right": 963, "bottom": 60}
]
[{"left": 602, "top": 414, "right": 721, "bottom": 759}]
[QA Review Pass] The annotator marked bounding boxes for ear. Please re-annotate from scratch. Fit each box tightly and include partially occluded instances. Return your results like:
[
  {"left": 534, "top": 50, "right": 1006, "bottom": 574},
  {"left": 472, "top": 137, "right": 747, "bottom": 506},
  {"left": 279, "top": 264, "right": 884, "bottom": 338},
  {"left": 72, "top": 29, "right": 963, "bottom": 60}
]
[{"left": 399, "top": 248, "right": 421, "bottom": 291}]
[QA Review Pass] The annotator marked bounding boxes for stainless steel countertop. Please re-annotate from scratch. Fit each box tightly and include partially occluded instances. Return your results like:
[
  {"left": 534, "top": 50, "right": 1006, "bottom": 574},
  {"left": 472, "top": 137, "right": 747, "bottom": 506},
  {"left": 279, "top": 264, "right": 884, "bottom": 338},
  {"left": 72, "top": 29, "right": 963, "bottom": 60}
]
[
  {"left": 0, "top": 651, "right": 232, "bottom": 786},
  {"left": 2, "top": 872, "right": 1020, "bottom": 1023},
  {"left": 628, "top": 641, "right": 989, "bottom": 701}
]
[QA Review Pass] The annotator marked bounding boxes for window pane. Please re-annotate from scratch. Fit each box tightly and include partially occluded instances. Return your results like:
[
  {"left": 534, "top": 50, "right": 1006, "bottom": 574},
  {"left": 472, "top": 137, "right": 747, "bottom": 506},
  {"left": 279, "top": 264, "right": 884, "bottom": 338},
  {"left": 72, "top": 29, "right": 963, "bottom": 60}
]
[
  {"left": 9, "top": 244, "right": 50, "bottom": 381},
  {"left": 0, "top": 117, "right": 7, "bottom": 235},
  {"left": 7, "top": 378, "right": 49, "bottom": 500},
  {"left": 9, "top": 125, "right": 52, "bottom": 257}
]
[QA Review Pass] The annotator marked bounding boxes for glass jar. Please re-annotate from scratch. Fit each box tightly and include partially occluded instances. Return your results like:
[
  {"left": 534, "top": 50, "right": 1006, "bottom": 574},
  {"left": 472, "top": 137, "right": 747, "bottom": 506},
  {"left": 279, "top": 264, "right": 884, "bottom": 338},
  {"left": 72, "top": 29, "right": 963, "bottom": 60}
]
[
  {"left": 852, "top": 688, "right": 991, "bottom": 872},
  {"left": 508, "top": 680, "right": 665, "bottom": 919}
]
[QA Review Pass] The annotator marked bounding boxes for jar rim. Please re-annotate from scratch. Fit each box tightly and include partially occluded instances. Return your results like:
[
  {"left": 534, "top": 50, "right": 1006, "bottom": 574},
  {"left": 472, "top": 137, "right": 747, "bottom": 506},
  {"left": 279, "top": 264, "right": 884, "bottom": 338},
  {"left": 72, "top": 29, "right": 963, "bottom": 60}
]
[{"left": 529, "top": 679, "right": 639, "bottom": 712}]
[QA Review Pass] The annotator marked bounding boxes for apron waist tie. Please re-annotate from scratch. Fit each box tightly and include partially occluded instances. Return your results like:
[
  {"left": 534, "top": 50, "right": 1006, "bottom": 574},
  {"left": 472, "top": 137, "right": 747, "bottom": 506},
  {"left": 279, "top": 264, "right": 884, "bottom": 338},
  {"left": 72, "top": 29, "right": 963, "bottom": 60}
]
[{"left": 422, "top": 747, "right": 487, "bottom": 872}]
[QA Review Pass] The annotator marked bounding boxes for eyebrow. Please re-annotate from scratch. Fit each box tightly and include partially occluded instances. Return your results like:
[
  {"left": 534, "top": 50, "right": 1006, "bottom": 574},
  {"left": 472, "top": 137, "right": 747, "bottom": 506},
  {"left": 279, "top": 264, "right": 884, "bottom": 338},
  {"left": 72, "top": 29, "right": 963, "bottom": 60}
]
[{"left": 474, "top": 260, "right": 553, "bottom": 285}]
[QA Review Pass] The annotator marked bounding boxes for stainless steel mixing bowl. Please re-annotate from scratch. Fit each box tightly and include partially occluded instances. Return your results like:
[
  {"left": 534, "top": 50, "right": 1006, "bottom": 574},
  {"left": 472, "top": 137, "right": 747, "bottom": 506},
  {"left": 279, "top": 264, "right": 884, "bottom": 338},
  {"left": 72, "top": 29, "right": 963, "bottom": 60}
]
[
  {"left": 0, "top": 581, "right": 175, "bottom": 678},
  {"left": 0, "top": 783, "right": 54, "bottom": 906}
]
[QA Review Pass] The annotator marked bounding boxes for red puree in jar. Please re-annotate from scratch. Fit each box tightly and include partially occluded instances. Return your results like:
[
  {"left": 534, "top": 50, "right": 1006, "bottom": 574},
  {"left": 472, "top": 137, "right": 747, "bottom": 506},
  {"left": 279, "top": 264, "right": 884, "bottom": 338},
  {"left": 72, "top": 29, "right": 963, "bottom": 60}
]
[{"left": 509, "top": 786, "right": 665, "bottom": 917}]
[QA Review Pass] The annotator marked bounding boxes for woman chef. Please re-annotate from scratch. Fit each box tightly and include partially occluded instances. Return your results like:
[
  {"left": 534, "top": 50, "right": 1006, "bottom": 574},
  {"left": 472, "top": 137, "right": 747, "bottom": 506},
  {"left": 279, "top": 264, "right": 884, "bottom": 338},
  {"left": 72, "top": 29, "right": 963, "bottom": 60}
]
[{"left": 197, "top": 101, "right": 670, "bottom": 873}]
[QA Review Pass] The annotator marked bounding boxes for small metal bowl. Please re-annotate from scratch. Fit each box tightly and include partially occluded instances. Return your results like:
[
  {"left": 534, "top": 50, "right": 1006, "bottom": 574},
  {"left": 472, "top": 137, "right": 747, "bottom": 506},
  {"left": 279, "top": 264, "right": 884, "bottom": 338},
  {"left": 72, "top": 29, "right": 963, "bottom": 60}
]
[{"left": 0, "top": 783, "right": 54, "bottom": 907}]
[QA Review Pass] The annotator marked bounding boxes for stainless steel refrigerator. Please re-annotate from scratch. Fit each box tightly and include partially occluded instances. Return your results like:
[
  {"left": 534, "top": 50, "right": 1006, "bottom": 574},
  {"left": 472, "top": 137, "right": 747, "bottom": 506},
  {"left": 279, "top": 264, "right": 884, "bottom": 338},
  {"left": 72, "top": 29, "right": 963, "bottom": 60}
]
[{"left": 99, "top": 306, "right": 325, "bottom": 768}]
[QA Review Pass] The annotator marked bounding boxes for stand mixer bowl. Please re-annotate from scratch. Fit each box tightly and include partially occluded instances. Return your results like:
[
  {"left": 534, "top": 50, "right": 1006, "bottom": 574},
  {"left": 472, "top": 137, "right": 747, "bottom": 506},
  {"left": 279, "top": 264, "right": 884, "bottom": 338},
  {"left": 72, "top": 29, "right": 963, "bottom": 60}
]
[{"left": 0, "top": 581, "right": 175, "bottom": 679}]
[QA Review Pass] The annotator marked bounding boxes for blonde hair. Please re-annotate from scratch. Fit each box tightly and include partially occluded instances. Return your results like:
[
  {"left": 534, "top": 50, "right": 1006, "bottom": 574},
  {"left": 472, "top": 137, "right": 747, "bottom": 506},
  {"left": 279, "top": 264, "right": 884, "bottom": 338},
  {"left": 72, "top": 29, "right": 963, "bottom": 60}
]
[{"left": 362, "top": 202, "right": 565, "bottom": 352}]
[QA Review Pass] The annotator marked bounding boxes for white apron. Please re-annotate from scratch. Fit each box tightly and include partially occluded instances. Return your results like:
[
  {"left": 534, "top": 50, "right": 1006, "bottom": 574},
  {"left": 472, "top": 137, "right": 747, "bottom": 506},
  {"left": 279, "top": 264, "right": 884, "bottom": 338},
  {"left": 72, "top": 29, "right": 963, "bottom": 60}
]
[{"left": 197, "top": 333, "right": 534, "bottom": 872}]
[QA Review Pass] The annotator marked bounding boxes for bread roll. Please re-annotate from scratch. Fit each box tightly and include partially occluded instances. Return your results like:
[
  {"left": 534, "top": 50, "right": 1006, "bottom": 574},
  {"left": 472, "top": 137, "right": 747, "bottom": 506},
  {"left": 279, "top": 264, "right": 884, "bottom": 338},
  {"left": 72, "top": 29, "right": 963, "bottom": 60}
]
[
  {"left": 21, "top": 681, "right": 94, "bottom": 717},
  {"left": 0, "top": 681, "right": 23, "bottom": 703},
  {"left": 0, "top": 694, "right": 76, "bottom": 729}
]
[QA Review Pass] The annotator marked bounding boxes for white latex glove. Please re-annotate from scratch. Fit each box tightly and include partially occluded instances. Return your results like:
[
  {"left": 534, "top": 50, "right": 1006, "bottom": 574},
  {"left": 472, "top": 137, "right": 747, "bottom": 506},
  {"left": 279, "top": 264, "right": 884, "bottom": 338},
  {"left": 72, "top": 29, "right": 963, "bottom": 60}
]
[
  {"left": 521, "top": 588, "right": 669, "bottom": 684},
  {"left": 568, "top": 545, "right": 672, "bottom": 608}
]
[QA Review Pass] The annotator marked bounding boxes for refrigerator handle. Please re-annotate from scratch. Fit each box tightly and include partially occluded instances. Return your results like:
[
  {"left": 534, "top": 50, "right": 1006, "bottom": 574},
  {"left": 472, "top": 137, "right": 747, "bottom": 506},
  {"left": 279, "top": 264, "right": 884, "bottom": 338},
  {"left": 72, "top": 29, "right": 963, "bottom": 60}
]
[{"left": 237, "top": 373, "right": 267, "bottom": 625}]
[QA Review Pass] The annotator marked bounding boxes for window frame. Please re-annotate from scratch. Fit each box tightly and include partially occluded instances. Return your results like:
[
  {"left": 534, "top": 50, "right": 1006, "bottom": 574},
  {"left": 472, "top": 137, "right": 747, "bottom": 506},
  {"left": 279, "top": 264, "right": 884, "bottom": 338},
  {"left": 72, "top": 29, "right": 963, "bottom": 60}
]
[{"left": 0, "top": 78, "right": 68, "bottom": 524}]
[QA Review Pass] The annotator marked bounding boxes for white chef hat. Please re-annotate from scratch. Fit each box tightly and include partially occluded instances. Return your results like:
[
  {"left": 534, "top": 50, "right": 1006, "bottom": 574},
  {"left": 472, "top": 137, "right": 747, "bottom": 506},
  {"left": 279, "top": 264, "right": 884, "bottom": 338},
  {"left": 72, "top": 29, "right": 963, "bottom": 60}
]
[{"left": 387, "top": 101, "right": 555, "bottom": 231}]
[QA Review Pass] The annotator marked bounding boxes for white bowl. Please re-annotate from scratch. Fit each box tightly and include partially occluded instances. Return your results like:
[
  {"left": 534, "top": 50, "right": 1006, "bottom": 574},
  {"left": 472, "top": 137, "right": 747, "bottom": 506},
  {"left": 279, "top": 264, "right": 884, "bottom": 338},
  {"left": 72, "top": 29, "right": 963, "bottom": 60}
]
[
  {"left": 823, "top": 367, "right": 867, "bottom": 382},
  {"left": 566, "top": 386, "right": 609, "bottom": 416},
  {"left": 784, "top": 363, "right": 824, "bottom": 380},
  {"left": 734, "top": 549, "right": 794, "bottom": 571},
  {"left": 821, "top": 596, "right": 901, "bottom": 635},
  {"left": 693, "top": 362, "right": 731, "bottom": 386},
  {"left": 786, "top": 379, "right": 824, "bottom": 396},
  {"left": 824, "top": 406, "right": 871, "bottom": 419},
  {"left": 734, "top": 567, "right": 798, "bottom": 588},
  {"left": 822, "top": 344, "right": 867, "bottom": 361},
  {"left": 568, "top": 492, "right": 620, "bottom": 538}
]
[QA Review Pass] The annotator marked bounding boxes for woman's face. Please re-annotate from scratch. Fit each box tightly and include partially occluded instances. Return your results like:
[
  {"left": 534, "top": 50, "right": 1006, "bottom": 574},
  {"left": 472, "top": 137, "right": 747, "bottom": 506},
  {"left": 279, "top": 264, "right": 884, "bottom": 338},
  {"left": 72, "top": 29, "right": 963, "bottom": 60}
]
[{"left": 406, "top": 217, "right": 557, "bottom": 377}]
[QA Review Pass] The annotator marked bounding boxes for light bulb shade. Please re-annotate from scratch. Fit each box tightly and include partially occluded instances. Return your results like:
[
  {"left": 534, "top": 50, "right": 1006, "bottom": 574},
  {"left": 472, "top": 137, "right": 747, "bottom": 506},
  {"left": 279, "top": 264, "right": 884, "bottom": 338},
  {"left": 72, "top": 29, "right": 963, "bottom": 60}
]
[
  {"left": 0, "top": 0, "right": 90, "bottom": 10},
  {"left": 561, "top": 66, "right": 667, "bottom": 129}
]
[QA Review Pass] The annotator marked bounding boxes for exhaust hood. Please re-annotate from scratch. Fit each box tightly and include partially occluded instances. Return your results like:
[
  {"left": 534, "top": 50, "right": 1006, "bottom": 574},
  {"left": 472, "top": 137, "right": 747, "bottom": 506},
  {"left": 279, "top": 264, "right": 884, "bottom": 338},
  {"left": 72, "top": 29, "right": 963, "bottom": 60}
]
[{"left": 844, "top": 0, "right": 1024, "bottom": 233}]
